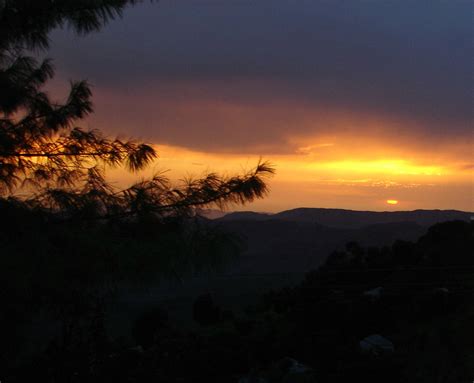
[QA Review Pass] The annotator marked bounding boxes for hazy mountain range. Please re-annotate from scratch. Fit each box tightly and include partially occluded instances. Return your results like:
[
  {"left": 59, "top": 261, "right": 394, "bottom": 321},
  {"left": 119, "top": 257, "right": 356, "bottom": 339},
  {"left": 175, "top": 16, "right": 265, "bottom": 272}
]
[
  {"left": 113, "top": 208, "right": 472, "bottom": 332},
  {"left": 215, "top": 208, "right": 472, "bottom": 228},
  {"left": 206, "top": 208, "right": 473, "bottom": 274}
]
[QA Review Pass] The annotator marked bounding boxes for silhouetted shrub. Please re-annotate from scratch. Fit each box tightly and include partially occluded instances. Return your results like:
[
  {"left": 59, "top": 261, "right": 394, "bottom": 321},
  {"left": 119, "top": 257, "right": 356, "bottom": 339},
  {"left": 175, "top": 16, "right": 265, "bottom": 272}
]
[
  {"left": 193, "top": 293, "right": 221, "bottom": 326},
  {"left": 132, "top": 306, "right": 169, "bottom": 348}
]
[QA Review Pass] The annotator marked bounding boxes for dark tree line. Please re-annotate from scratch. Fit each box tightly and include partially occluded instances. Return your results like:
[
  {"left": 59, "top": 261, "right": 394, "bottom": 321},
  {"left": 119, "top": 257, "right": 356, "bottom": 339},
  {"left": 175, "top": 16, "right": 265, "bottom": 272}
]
[{"left": 7, "top": 220, "right": 470, "bottom": 382}]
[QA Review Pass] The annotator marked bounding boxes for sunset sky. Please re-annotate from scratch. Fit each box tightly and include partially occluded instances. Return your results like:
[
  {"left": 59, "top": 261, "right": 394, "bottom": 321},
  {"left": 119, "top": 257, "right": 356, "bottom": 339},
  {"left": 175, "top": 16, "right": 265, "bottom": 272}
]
[{"left": 48, "top": 1, "right": 472, "bottom": 212}]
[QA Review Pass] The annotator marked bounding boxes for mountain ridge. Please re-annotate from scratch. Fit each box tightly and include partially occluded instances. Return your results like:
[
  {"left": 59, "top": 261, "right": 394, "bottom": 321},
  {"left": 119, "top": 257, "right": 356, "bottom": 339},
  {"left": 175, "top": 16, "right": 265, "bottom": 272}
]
[{"left": 217, "top": 207, "right": 472, "bottom": 229}]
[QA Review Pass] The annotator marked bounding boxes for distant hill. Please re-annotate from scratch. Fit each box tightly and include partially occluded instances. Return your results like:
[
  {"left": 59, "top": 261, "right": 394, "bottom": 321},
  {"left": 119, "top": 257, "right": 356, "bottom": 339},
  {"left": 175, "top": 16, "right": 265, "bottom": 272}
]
[
  {"left": 213, "top": 208, "right": 472, "bottom": 274},
  {"left": 114, "top": 211, "right": 473, "bottom": 338},
  {"left": 218, "top": 208, "right": 472, "bottom": 229},
  {"left": 217, "top": 211, "right": 273, "bottom": 221},
  {"left": 217, "top": 220, "right": 426, "bottom": 273}
]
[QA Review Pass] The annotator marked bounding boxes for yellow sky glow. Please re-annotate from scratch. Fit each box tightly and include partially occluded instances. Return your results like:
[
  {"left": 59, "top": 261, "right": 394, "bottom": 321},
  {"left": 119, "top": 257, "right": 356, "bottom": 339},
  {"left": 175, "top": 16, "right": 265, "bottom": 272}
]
[
  {"left": 318, "top": 160, "right": 443, "bottom": 176},
  {"left": 108, "top": 142, "right": 473, "bottom": 213}
]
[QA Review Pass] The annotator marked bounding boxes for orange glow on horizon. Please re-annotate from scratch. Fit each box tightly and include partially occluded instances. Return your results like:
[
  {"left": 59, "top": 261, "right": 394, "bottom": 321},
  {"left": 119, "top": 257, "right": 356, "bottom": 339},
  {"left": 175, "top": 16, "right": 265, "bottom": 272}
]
[
  {"left": 105, "top": 142, "right": 473, "bottom": 213},
  {"left": 46, "top": 73, "right": 473, "bottom": 213}
]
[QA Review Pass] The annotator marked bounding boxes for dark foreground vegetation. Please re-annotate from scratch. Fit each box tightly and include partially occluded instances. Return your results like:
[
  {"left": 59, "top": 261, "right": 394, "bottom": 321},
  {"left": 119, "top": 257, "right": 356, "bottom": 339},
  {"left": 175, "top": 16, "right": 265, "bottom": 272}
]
[{"left": 2, "top": 216, "right": 473, "bottom": 382}]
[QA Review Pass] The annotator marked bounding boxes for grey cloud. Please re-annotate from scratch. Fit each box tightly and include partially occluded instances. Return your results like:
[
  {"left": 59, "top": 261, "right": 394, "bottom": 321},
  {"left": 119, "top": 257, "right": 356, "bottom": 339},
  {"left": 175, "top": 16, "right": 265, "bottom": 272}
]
[{"left": 48, "top": 0, "right": 473, "bottom": 150}]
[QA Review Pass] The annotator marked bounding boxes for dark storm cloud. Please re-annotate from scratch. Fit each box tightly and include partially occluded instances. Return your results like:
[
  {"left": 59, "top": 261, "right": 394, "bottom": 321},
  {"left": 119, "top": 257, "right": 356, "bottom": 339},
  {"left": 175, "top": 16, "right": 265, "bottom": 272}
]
[{"left": 49, "top": 0, "right": 473, "bottom": 150}]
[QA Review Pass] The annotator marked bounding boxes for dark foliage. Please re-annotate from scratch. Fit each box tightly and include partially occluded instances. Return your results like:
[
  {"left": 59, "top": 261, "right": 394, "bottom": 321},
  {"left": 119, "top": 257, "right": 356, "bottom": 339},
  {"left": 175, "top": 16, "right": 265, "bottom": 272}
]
[
  {"left": 0, "top": 1, "right": 158, "bottom": 194},
  {"left": 132, "top": 306, "right": 169, "bottom": 349},
  {"left": 0, "top": 1, "right": 275, "bottom": 379},
  {"left": 193, "top": 293, "right": 221, "bottom": 326},
  {"left": 6, "top": 220, "right": 472, "bottom": 382},
  {"left": 0, "top": 0, "right": 274, "bottom": 213}
]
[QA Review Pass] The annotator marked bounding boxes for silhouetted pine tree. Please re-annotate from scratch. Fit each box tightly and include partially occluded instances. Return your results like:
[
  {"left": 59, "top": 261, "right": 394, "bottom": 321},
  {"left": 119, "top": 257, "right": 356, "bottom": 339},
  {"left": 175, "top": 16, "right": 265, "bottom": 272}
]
[
  {"left": 0, "top": 2, "right": 274, "bottom": 375},
  {"left": 0, "top": 0, "right": 274, "bottom": 218}
]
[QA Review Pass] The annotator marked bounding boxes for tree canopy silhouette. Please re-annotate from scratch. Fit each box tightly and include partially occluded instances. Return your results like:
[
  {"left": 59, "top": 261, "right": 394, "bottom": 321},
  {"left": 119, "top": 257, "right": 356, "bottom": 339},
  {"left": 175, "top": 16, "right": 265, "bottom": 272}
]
[
  {"left": 0, "top": 2, "right": 274, "bottom": 373},
  {"left": 0, "top": 0, "right": 274, "bottom": 217}
]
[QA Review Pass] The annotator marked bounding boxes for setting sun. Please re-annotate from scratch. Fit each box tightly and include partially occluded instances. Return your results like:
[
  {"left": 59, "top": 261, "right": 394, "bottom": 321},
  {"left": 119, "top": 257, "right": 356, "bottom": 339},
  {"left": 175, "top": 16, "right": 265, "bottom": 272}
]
[{"left": 386, "top": 200, "right": 399, "bottom": 205}]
